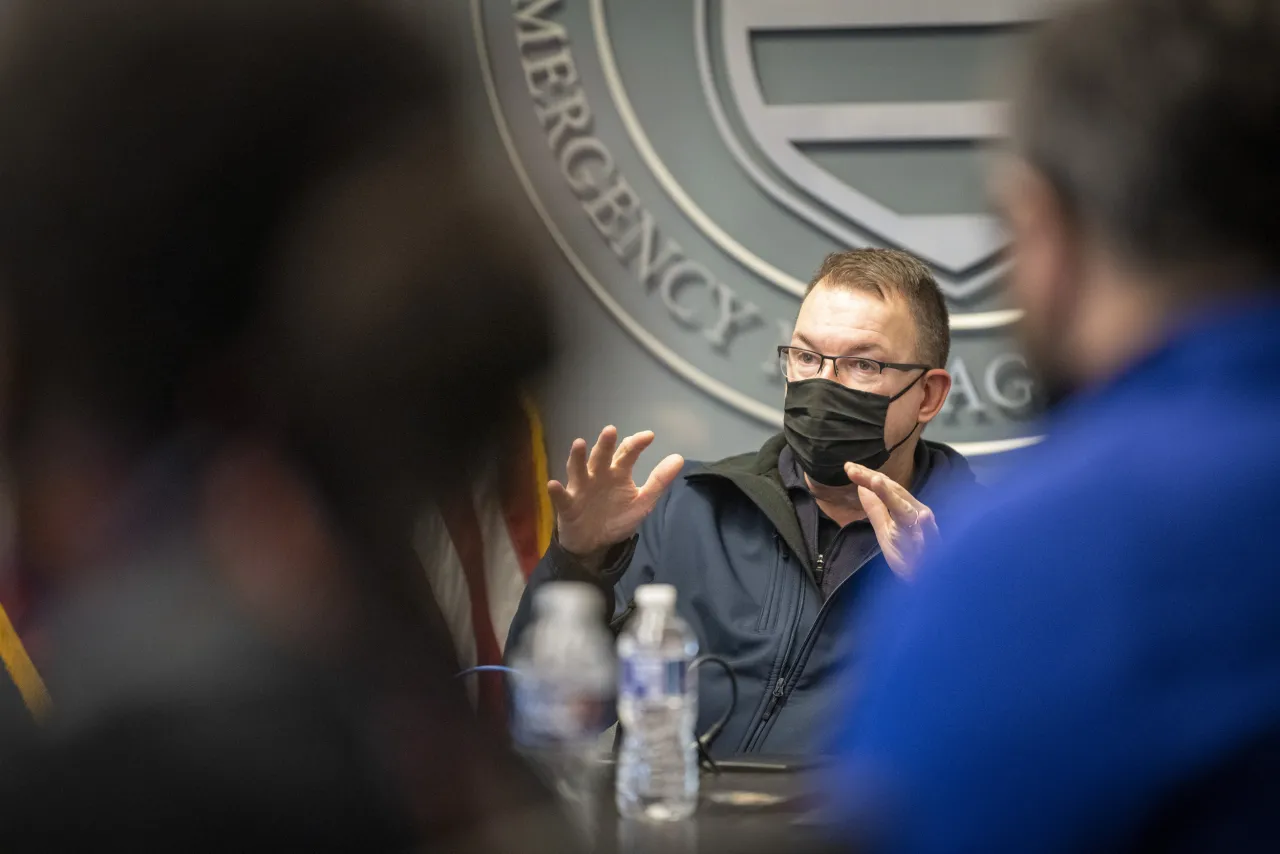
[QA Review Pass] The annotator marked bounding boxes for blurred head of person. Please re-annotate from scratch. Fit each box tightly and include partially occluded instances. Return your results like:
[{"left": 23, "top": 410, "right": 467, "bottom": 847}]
[
  {"left": 995, "top": 0, "right": 1280, "bottom": 404},
  {"left": 0, "top": 0, "right": 551, "bottom": 634},
  {"left": 0, "top": 1, "right": 559, "bottom": 844}
]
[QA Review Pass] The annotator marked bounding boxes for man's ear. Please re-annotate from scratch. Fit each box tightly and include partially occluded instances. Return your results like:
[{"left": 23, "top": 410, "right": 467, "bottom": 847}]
[
  {"left": 994, "top": 159, "right": 1083, "bottom": 333},
  {"left": 917, "top": 369, "right": 952, "bottom": 424}
]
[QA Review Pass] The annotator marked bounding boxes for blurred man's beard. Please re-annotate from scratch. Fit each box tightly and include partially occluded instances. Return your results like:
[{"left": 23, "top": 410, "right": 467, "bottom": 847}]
[{"left": 1019, "top": 324, "right": 1078, "bottom": 413}]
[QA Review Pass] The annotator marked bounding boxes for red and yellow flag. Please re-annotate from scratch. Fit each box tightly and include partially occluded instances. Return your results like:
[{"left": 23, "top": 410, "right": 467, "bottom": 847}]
[{"left": 418, "top": 399, "right": 553, "bottom": 713}]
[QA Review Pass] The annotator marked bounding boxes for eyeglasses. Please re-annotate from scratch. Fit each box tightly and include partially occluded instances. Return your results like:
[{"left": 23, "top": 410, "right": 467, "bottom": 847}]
[{"left": 777, "top": 346, "right": 930, "bottom": 385}]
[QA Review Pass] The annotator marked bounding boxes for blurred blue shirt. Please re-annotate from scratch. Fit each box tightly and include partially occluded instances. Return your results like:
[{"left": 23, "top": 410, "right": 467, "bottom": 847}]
[{"left": 826, "top": 297, "right": 1280, "bottom": 853}]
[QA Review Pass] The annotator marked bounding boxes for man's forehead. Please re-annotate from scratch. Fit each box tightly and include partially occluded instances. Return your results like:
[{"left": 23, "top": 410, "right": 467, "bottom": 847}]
[{"left": 794, "top": 284, "right": 918, "bottom": 356}]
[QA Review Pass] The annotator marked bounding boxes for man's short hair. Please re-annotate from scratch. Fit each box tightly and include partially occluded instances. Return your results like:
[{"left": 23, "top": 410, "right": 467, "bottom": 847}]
[
  {"left": 806, "top": 249, "right": 951, "bottom": 368},
  {"left": 1012, "top": 0, "right": 1280, "bottom": 278}
]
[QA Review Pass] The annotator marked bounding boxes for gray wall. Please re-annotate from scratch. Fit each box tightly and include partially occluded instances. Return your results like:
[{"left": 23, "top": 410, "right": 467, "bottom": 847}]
[{"left": 437, "top": 0, "right": 1048, "bottom": 483}]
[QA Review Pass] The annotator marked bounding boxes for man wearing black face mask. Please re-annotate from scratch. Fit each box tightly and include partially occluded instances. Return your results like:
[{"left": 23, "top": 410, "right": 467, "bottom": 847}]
[{"left": 509, "top": 248, "right": 977, "bottom": 757}]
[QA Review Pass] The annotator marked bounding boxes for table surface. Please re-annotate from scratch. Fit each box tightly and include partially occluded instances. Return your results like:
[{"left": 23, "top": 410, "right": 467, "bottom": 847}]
[{"left": 590, "top": 762, "right": 839, "bottom": 854}]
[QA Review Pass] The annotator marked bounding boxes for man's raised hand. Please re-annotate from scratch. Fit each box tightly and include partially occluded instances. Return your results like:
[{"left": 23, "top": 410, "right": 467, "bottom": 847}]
[
  {"left": 844, "top": 461, "right": 940, "bottom": 579},
  {"left": 548, "top": 426, "right": 684, "bottom": 564}
]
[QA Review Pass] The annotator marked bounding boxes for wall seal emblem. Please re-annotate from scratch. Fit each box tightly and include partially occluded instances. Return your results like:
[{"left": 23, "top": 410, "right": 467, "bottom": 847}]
[{"left": 475, "top": 0, "right": 1052, "bottom": 455}]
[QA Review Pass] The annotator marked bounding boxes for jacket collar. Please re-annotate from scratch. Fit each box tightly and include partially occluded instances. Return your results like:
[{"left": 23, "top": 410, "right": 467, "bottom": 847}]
[
  {"left": 685, "top": 433, "right": 810, "bottom": 572},
  {"left": 686, "top": 433, "right": 970, "bottom": 573}
]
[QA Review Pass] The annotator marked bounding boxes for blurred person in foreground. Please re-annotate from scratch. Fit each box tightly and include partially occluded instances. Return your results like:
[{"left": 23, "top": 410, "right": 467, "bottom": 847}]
[
  {"left": 0, "top": 0, "right": 567, "bottom": 850},
  {"left": 825, "top": 0, "right": 1280, "bottom": 851},
  {"left": 510, "top": 248, "right": 972, "bottom": 757}
]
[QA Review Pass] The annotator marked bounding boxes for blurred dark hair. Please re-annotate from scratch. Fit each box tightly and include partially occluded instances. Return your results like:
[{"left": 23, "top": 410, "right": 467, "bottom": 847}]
[
  {"left": 0, "top": 0, "right": 554, "bottom": 669},
  {"left": 807, "top": 249, "right": 951, "bottom": 368},
  {"left": 0, "top": 0, "right": 551, "bottom": 474},
  {"left": 0, "top": 4, "right": 562, "bottom": 845},
  {"left": 1012, "top": 0, "right": 1280, "bottom": 280}
]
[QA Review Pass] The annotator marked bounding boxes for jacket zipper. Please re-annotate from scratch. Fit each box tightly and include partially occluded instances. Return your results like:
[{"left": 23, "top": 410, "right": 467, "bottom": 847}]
[
  {"left": 783, "top": 551, "right": 880, "bottom": 693},
  {"left": 750, "top": 547, "right": 806, "bottom": 741},
  {"left": 684, "top": 472, "right": 830, "bottom": 751},
  {"left": 761, "top": 677, "right": 786, "bottom": 720},
  {"left": 814, "top": 552, "right": 826, "bottom": 590},
  {"left": 746, "top": 548, "right": 879, "bottom": 749}
]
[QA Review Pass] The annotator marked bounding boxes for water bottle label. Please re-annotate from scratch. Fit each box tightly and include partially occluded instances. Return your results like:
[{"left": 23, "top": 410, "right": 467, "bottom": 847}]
[{"left": 620, "top": 655, "right": 687, "bottom": 700}]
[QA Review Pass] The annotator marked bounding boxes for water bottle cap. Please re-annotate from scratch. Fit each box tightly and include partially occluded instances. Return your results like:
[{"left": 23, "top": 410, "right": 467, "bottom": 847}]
[
  {"left": 635, "top": 583, "right": 677, "bottom": 610},
  {"left": 533, "top": 581, "right": 603, "bottom": 615}
]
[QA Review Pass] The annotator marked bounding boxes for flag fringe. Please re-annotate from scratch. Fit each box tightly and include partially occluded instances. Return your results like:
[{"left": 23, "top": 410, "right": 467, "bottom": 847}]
[
  {"left": 521, "top": 396, "right": 553, "bottom": 556},
  {"left": 0, "top": 603, "right": 49, "bottom": 720}
]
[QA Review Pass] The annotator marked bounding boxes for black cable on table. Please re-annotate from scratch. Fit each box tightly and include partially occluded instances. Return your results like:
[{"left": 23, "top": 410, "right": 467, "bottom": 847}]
[{"left": 690, "top": 654, "right": 737, "bottom": 774}]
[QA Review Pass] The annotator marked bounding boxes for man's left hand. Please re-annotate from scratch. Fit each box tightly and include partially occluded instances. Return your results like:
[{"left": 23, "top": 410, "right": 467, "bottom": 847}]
[{"left": 844, "top": 462, "right": 939, "bottom": 580}]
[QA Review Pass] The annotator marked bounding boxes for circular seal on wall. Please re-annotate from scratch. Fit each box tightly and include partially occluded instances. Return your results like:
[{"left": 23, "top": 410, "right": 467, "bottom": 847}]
[{"left": 474, "top": 0, "right": 1051, "bottom": 455}]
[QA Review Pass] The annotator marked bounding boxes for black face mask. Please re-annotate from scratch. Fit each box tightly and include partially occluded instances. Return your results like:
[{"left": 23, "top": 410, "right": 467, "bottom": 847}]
[{"left": 783, "top": 373, "right": 925, "bottom": 486}]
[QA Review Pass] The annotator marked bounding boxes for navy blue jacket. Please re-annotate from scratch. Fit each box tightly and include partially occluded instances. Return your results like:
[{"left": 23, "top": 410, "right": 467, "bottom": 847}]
[
  {"left": 826, "top": 299, "right": 1280, "bottom": 852},
  {"left": 507, "top": 433, "right": 977, "bottom": 757}
]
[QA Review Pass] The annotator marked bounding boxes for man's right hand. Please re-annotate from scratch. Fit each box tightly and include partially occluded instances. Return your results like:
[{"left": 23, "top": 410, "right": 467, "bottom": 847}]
[{"left": 548, "top": 425, "right": 684, "bottom": 567}]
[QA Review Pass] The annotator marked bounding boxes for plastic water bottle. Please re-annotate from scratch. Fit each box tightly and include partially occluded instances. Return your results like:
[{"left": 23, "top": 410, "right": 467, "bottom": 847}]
[
  {"left": 616, "top": 583, "right": 700, "bottom": 821},
  {"left": 510, "top": 582, "right": 615, "bottom": 840}
]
